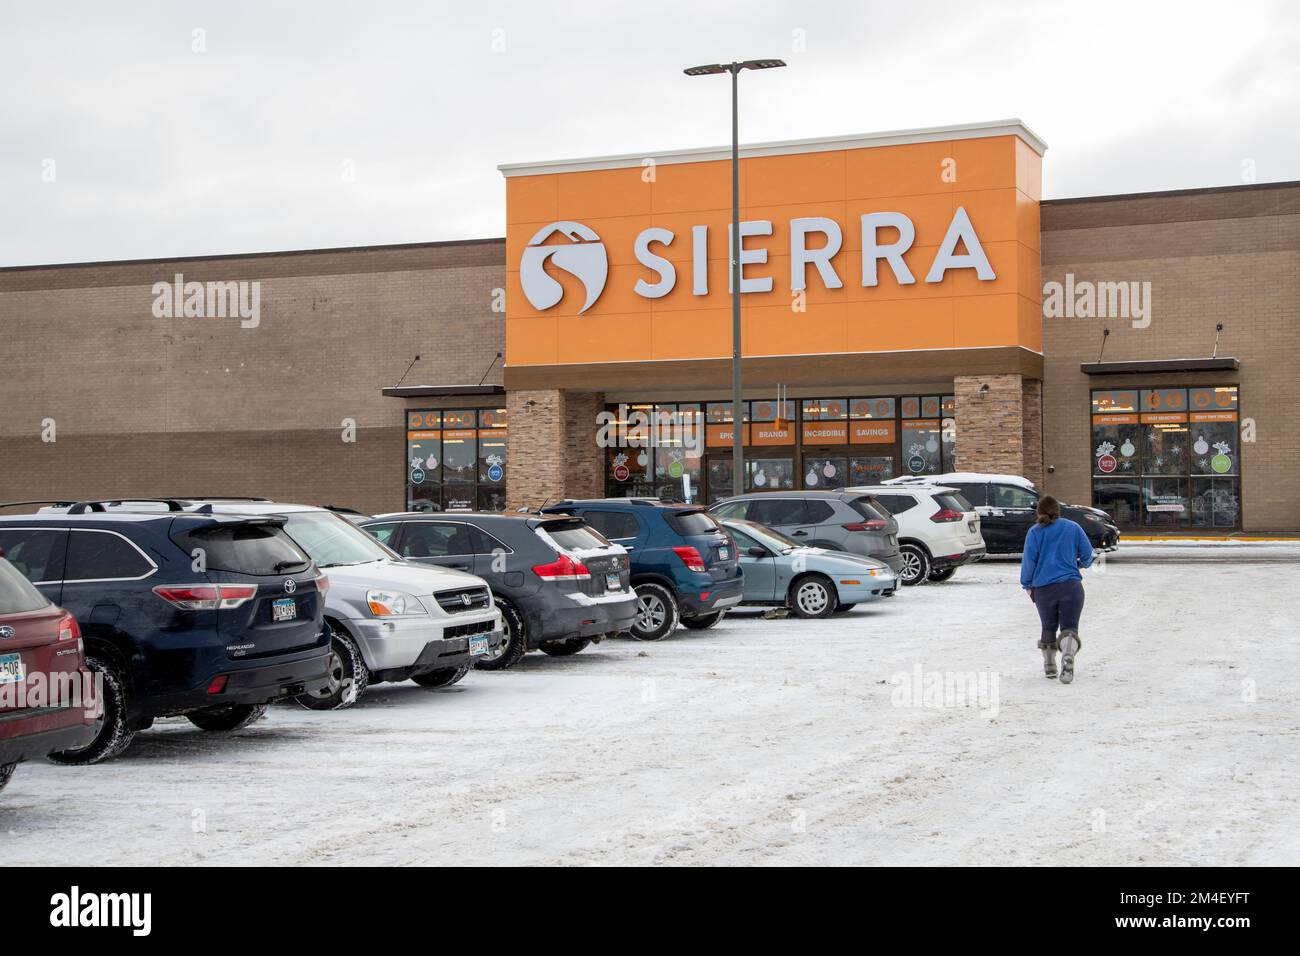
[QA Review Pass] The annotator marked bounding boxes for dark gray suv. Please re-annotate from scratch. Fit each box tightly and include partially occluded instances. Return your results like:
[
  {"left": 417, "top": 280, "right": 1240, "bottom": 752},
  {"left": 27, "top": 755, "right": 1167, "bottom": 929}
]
[
  {"left": 359, "top": 512, "right": 636, "bottom": 669},
  {"left": 709, "top": 490, "right": 905, "bottom": 574}
]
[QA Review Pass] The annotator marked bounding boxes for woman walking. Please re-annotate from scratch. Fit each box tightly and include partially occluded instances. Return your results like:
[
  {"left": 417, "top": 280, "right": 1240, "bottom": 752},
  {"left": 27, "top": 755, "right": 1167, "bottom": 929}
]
[{"left": 1019, "top": 495, "right": 1095, "bottom": 683}]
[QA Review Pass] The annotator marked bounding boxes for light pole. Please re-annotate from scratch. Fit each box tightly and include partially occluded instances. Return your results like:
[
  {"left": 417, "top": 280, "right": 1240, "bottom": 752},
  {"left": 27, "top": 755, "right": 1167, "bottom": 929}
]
[{"left": 684, "top": 59, "right": 786, "bottom": 497}]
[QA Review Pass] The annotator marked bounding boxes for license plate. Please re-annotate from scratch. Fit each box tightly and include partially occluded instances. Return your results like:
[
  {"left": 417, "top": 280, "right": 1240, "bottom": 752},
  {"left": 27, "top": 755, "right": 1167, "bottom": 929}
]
[
  {"left": 605, "top": 572, "right": 622, "bottom": 590},
  {"left": 469, "top": 633, "right": 492, "bottom": 656},
  {"left": 718, "top": 546, "right": 730, "bottom": 560},
  {"left": 0, "top": 652, "right": 24, "bottom": 686},
  {"left": 271, "top": 597, "right": 298, "bottom": 622}
]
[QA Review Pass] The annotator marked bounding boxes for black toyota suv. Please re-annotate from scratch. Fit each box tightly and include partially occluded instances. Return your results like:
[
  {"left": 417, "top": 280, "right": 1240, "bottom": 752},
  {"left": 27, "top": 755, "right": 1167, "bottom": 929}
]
[
  {"left": 359, "top": 511, "right": 636, "bottom": 669},
  {"left": 0, "top": 499, "right": 332, "bottom": 763}
]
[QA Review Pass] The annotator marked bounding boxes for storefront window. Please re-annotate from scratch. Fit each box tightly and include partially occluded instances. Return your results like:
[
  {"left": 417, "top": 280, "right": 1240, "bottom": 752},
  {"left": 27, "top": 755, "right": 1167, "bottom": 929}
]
[
  {"left": 405, "top": 408, "right": 508, "bottom": 512},
  {"left": 803, "top": 456, "right": 847, "bottom": 489},
  {"left": 900, "top": 419, "right": 942, "bottom": 476},
  {"left": 706, "top": 458, "right": 734, "bottom": 504},
  {"left": 1090, "top": 386, "right": 1239, "bottom": 529},
  {"left": 849, "top": 456, "right": 894, "bottom": 484},
  {"left": 749, "top": 457, "right": 796, "bottom": 491}
]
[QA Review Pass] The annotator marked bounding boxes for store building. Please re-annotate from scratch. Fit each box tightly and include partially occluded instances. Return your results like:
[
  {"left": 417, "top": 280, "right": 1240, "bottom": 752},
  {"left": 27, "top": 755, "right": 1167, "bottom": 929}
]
[{"left": 1, "top": 120, "right": 1296, "bottom": 531}]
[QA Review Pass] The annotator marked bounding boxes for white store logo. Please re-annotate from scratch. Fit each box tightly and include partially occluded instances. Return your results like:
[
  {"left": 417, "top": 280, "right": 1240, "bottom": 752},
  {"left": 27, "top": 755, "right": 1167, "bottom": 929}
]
[
  {"left": 518, "top": 208, "right": 995, "bottom": 314},
  {"left": 520, "top": 221, "right": 608, "bottom": 314}
]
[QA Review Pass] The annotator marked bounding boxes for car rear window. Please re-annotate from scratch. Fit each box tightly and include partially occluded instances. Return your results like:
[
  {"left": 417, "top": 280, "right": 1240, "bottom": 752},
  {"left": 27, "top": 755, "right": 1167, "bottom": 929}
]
[
  {"left": 947, "top": 483, "right": 987, "bottom": 507},
  {"left": 935, "top": 492, "right": 972, "bottom": 512},
  {"left": 666, "top": 510, "right": 721, "bottom": 536},
  {"left": 0, "top": 558, "right": 49, "bottom": 614},
  {"left": 542, "top": 520, "right": 612, "bottom": 551},
  {"left": 872, "top": 493, "right": 916, "bottom": 516},
  {"left": 848, "top": 496, "right": 891, "bottom": 520},
  {"left": 175, "top": 523, "right": 311, "bottom": 575}
]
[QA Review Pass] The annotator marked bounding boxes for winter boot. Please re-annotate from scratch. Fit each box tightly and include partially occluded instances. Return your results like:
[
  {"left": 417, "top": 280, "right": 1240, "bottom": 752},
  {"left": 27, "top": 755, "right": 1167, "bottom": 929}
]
[
  {"left": 1039, "top": 641, "right": 1058, "bottom": 679},
  {"left": 1059, "top": 630, "right": 1081, "bottom": 684}
]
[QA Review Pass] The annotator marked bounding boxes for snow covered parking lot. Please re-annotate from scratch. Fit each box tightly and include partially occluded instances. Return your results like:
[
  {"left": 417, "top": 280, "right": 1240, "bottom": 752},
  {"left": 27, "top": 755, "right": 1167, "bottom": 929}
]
[{"left": 5, "top": 543, "right": 1298, "bottom": 867}]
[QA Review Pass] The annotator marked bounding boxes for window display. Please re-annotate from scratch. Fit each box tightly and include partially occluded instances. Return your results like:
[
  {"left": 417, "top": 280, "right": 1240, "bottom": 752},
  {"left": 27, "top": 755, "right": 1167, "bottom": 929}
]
[{"left": 405, "top": 409, "right": 510, "bottom": 512}]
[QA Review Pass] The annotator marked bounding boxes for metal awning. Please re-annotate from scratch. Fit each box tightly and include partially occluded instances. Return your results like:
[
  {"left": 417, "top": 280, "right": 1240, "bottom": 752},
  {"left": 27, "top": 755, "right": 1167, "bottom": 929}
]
[
  {"left": 381, "top": 384, "right": 506, "bottom": 398},
  {"left": 1080, "top": 357, "right": 1239, "bottom": 376}
]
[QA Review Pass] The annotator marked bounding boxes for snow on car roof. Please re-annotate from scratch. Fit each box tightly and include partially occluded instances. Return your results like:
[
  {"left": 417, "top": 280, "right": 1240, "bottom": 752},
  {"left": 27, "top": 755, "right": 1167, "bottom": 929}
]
[{"left": 883, "top": 472, "right": 1038, "bottom": 489}]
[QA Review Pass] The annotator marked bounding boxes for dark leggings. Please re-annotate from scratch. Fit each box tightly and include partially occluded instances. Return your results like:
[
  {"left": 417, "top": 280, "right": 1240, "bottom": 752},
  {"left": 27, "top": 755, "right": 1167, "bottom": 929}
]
[{"left": 1032, "top": 579, "right": 1084, "bottom": 646}]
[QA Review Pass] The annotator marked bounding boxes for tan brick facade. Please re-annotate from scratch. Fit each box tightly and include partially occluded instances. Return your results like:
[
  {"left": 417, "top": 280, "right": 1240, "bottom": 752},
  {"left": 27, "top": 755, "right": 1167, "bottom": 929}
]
[
  {"left": 1040, "top": 181, "right": 1300, "bottom": 531},
  {"left": 505, "top": 389, "right": 605, "bottom": 510},
  {"left": 0, "top": 240, "right": 505, "bottom": 516},
  {"left": 954, "top": 373, "right": 1041, "bottom": 482}
]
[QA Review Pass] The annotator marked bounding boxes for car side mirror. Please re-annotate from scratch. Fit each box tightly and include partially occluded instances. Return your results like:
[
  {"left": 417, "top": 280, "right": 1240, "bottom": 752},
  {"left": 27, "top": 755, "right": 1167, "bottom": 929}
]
[{"left": 746, "top": 547, "right": 769, "bottom": 559}]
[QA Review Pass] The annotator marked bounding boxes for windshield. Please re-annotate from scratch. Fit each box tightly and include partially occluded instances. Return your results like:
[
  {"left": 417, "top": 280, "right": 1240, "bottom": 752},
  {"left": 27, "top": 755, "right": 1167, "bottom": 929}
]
[
  {"left": 728, "top": 520, "right": 800, "bottom": 553},
  {"left": 282, "top": 511, "right": 396, "bottom": 566},
  {"left": 0, "top": 557, "right": 49, "bottom": 614}
]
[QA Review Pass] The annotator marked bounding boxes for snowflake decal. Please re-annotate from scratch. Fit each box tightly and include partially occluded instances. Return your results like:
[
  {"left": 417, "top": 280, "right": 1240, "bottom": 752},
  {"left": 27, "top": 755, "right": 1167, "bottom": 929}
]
[
  {"left": 1196, "top": 458, "right": 1208, "bottom": 469},
  {"left": 1095, "top": 440, "right": 1115, "bottom": 457}
]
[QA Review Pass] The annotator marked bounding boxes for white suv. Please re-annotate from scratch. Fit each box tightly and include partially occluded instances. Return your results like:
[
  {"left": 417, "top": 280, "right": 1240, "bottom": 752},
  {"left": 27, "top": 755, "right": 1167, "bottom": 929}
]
[{"left": 844, "top": 485, "right": 985, "bottom": 585}]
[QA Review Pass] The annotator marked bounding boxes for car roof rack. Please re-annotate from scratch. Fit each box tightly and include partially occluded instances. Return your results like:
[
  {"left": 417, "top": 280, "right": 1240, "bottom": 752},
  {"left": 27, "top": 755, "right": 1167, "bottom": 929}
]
[
  {"left": 0, "top": 499, "right": 77, "bottom": 511},
  {"left": 66, "top": 498, "right": 191, "bottom": 514},
  {"left": 161, "top": 495, "right": 271, "bottom": 502}
]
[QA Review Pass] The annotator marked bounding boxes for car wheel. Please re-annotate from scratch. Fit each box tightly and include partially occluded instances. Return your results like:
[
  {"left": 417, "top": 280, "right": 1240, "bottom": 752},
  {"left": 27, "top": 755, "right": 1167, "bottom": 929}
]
[
  {"left": 296, "top": 623, "right": 369, "bottom": 711},
  {"left": 187, "top": 703, "right": 268, "bottom": 732},
  {"left": 680, "top": 610, "right": 725, "bottom": 630},
  {"left": 789, "top": 574, "right": 836, "bottom": 619},
  {"left": 475, "top": 600, "right": 527, "bottom": 671},
  {"left": 47, "top": 655, "right": 135, "bottom": 765},
  {"left": 630, "top": 582, "right": 680, "bottom": 641},
  {"left": 899, "top": 544, "right": 931, "bottom": 586},
  {"left": 927, "top": 567, "right": 958, "bottom": 583},
  {"left": 0, "top": 763, "right": 15, "bottom": 794},
  {"left": 539, "top": 637, "right": 591, "bottom": 656},
  {"left": 833, "top": 603, "right": 857, "bottom": 613},
  {"left": 412, "top": 663, "right": 471, "bottom": 688}
]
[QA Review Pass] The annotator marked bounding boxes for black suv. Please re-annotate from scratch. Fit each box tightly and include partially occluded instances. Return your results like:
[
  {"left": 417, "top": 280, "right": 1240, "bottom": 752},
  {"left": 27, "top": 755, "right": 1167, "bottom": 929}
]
[
  {"left": 359, "top": 512, "right": 635, "bottom": 669},
  {"left": 0, "top": 500, "right": 332, "bottom": 762},
  {"left": 887, "top": 474, "right": 1121, "bottom": 554}
]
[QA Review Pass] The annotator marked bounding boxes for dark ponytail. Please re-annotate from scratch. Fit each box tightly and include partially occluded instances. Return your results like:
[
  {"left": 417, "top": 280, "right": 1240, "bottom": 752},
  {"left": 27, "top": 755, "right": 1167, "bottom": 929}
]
[{"left": 1036, "top": 495, "right": 1061, "bottom": 526}]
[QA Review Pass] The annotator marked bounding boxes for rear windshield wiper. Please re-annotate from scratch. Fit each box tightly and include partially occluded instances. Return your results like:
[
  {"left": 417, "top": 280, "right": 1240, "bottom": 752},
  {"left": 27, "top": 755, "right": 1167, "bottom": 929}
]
[{"left": 274, "top": 559, "right": 311, "bottom": 572}]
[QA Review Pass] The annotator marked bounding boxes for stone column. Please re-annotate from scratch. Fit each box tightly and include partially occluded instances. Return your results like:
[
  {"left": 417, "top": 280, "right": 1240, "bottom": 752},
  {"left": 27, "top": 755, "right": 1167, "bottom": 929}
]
[
  {"left": 506, "top": 389, "right": 605, "bottom": 510},
  {"left": 953, "top": 374, "right": 1043, "bottom": 481}
]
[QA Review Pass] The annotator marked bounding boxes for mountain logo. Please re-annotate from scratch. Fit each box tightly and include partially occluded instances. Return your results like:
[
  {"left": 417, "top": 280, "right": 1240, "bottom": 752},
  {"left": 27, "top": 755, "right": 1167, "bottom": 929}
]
[{"left": 520, "top": 221, "right": 608, "bottom": 314}]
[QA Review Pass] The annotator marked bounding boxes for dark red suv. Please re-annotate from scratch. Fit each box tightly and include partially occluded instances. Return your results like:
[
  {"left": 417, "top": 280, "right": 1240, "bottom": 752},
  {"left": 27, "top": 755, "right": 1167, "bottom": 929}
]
[{"left": 0, "top": 555, "right": 97, "bottom": 795}]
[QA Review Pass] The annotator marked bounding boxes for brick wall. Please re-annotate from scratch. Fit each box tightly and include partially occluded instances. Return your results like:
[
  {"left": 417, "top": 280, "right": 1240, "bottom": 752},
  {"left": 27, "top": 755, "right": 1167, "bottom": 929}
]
[
  {"left": 1040, "top": 181, "right": 1300, "bottom": 531},
  {"left": 0, "top": 240, "right": 505, "bottom": 515},
  {"left": 954, "top": 373, "right": 1033, "bottom": 476},
  {"left": 506, "top": 388, "right": 605, "bottom": 509}
]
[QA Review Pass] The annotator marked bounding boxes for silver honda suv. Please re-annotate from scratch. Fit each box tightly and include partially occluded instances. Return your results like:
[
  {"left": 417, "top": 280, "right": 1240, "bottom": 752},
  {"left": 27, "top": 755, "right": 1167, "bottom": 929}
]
[{"left": 709, "top": 490, "right": 904, "bottom": 573}]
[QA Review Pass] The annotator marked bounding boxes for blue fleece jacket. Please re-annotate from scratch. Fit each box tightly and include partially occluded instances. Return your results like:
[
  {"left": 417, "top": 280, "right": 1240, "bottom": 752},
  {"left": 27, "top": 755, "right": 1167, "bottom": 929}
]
[{"left": 1019, "top": 517, "right": 1095, "bottom": 589}]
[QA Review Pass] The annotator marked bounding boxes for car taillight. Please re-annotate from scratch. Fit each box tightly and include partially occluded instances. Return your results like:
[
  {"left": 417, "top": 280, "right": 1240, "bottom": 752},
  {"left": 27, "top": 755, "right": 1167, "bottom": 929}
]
[
  {"left": 153, "top": 584, "right": 258, "bottom": 610},
  {"left": 532, "top": 554, "right": 591, "bottom": 581},
  {"left": 57, "top": 613, "right": 80, "bottom": 641},
  {"left": 315, "top": 572, "right": 330, "bottom": 596},
  {"left": 672, "top": 545, "right": 707, "bottom": 573},
  {"left": 207, "top": 675, "right": 228, "bottom": 695},
  {"left": 842, "top": 520, "right": 887, "bottom": 532},
  {"left": 930, "top": 508, "right": 964, "bottom": 523}
]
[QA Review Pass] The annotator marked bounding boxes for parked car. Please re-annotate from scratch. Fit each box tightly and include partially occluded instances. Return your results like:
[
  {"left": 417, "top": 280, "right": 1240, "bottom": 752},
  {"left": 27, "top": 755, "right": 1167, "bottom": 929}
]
[
  {"left": 709, "top": 490, "right": 905, "bottom": 574},
  {"left": 359, "top": 511, "right": 636, "bottom": 668},
  {"left": 539, "top": 499, "right": 743, "bottom": 641},
  {"left": 169, "top": 500, "right": 505, "bottom": 707},
  {"left": 846, "top": 484, "right": 985, "bottom": 585},
  {"left": 0, "top": 502, "right": 334, "bottom": 763},
  {"left": 718, "top": 519, "right": 898, "bottom": 617},
  {"left": 884, "top": 473, "right": 1121, "bottom": 554},
  {"left": 0, "top": 555, "right": 99, "bottom": 794}
]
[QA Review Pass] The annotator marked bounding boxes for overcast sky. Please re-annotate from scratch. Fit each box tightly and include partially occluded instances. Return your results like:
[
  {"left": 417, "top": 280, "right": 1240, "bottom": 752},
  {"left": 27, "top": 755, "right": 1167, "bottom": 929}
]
[{"left": 2, "top": 0, "right": 1296, "bottom": 267}]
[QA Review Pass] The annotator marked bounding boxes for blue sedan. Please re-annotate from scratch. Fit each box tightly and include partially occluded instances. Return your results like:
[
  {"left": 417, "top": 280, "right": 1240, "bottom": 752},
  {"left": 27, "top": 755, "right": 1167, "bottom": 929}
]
[{"left": 719, "top": 519, "right": 899, "bottom": 618}]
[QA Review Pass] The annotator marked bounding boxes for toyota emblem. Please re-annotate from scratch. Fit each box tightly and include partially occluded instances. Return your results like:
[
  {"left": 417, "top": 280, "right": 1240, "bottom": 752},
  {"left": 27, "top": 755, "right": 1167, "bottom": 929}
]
[
  {"left": 0, "top": 626, "right": 14, "bottom": 640},
  {"left": 284, "top": 578, "right": 297, "bottom": 594}
]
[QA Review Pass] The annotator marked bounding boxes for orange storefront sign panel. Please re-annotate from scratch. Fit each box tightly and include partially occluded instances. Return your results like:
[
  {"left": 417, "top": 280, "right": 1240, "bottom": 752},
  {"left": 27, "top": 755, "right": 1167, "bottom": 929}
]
[
  {"left": 750, "top": 424, "right": 794, "bottom": 446},
  {"left": 1140, "top": 413, "right": 1188, "bottom": 424},
  {"left": 850, "top": 420, "right": 897, "bottom": 444},
  {"left": 502, "top": 124, "right": 1044, "bottom": 368},
  {"left": 801, "top": 421, "right": 849, "bottom": 444},
  {"left": 706, "top": 423, "right": 749, "bottom": 447}
]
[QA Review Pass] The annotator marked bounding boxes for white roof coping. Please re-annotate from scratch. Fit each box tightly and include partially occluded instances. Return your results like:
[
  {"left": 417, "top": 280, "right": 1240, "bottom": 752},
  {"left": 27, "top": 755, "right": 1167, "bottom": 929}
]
[{"left": 499, "top": 119, "right": 1046, "bottom": 177}]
